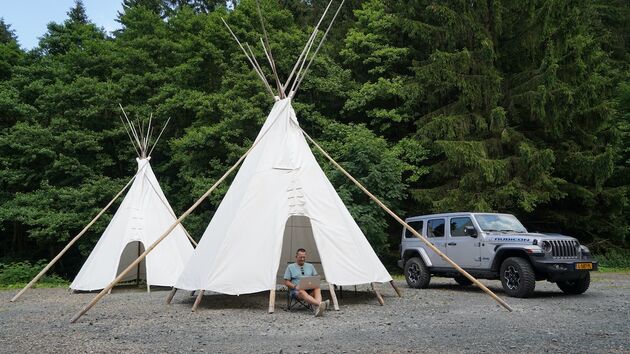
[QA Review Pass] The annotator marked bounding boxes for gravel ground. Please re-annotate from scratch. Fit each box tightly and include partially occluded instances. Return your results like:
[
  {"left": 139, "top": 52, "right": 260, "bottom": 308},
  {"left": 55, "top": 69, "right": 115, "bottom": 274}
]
[{"left": 1, "top": 273, "right": 629, "bottom": 353}]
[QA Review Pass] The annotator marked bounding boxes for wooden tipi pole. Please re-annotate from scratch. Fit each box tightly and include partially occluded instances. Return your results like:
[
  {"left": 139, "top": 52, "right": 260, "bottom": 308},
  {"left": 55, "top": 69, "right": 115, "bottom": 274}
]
[
  {"left": 10, "top": 172, "right": 140, "bottom": 302},
  {"left": 191, "top": 290, "right": 205, "bottom": 312},
  {"left": 143, "top": 176, "right": 197, "bottom": 247},
  {"left": 301, "top": 129, "right": 513, "bottom": 312}
]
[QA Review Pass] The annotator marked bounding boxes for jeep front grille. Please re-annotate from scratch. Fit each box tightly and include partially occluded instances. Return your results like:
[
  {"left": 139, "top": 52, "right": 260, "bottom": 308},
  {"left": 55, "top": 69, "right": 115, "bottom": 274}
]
[{"left": 550, "top": 240, "right": 579, "bottom": 258}]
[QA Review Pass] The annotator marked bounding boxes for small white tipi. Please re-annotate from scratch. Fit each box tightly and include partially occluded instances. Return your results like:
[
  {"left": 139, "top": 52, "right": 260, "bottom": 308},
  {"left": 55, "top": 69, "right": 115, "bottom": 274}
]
[
  {"left": 70, "top": 113, "right": 194, "bottom": 291},
  {"left": 175, "top": 0, "right": 391, "bottom": 298}
]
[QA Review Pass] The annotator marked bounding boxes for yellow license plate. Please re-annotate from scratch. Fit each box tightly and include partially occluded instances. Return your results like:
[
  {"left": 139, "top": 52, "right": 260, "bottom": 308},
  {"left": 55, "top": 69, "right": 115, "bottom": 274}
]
[{"left": 576, "top": 263, "right": 593, "bottom": 270}]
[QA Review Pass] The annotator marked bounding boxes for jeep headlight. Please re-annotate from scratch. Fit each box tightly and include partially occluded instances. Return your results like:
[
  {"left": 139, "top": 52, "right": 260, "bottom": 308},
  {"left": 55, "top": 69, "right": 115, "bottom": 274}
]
[
  {"left": 542, "top": 241, "right": 552, "bottom": 253},
  {"left": 580, "top": 245, "right": 591, "bottom": 254}
]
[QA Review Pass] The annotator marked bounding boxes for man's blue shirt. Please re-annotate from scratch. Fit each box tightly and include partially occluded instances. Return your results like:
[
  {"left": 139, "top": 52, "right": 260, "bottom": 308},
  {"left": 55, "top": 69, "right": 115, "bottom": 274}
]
[{"left": 284, "top": 262, "right": 318, "bottom": 287}]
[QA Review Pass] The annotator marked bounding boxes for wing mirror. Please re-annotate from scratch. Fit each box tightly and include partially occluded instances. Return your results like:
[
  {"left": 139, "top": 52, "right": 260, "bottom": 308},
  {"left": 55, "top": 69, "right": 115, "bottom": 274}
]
[{"left": 465, "top": 226, "right": 478, "bottom": 238}]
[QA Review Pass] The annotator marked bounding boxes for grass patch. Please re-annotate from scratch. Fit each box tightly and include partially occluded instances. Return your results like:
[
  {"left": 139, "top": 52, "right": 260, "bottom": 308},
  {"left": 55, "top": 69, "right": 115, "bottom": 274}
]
[
  {"left": 0, "top": 260, "right": 68, "bottom": 289},
  {"left": 391, "top": 273, "right": 405, "bottom": 281},
  {"left": 0, "top": 282, "right": 69, "bottom": 290},
  {"left": 597, "top": 266, "right": 630, "bottom": 274}
]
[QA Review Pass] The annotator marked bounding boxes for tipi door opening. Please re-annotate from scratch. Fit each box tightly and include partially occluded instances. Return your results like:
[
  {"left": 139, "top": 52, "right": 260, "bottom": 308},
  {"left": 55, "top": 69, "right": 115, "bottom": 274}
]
[{"left": 115, "top": 241, "right": 148, "bottom": 291}]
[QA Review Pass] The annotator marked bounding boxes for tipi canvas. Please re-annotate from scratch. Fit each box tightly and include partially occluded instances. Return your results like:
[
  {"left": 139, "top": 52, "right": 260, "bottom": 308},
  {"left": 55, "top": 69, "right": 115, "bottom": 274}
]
[{"left": 175, "top": 98, "right": 392, "bottom": 295}]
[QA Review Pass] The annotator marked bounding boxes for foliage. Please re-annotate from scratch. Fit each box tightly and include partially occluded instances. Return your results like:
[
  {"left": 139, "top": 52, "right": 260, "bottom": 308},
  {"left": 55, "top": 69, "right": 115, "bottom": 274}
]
[
  {"left": 0, "top": 0, "right": 627, "bottom": 276},
  {"left": 0, "top": 260, "right": 67, "bottom": 287},
  {"left": 588, "top": 239, "right": 630, "bottom": 269}
]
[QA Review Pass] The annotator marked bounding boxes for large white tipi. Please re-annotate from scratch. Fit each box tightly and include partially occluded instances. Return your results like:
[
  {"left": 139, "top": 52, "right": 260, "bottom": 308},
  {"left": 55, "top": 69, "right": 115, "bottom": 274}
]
[
  {"left": 175, "top": 98, "right": 392, "bottom": 295},
  {"left": 174, "top": 0, "right": 391, "bottom": 300},
  {"left": 70, "top": 112, "right": 194, "bottom": 291}
]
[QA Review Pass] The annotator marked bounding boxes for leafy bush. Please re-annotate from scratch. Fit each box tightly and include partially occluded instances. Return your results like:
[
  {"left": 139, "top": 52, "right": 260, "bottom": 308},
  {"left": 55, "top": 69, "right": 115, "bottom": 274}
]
[
  {"left": 0, "top": 260, "right": 67, "bottom": 288},
  {"left": 588, "top": 239, "right": 630, "bottom": 270},
  {"left": 595, "top": 249, "right": 630, "bottom": 269}
]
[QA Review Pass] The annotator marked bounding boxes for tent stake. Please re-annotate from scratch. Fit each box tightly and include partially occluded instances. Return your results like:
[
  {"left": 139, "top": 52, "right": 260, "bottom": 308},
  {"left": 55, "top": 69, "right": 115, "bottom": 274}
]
[
  {"left": 10, "top": 172, "right": 140, "bottom": 302},
  {"left": 192, "top": 290, "right": 204, "bottom": 312},
  {"left": 390, "top": 280, "right": 402, "bottom": 298},
  {"left": 371, "top": 283, "right": 384, "bottom": 306},
  {"left": 301, "top": 129, "right": 513, "bottom": 312},
  {"left": 69, "top": 112, "right": 286, "bottom": 323},
  {"left": 328, "top": 284, "right": 340, "bottom": 311},
  {"left": 166, "top": 287, "right": 177, "bottom": 305},
  {"left": 268, "top": 289, "right": 276, "bottom": 313}
]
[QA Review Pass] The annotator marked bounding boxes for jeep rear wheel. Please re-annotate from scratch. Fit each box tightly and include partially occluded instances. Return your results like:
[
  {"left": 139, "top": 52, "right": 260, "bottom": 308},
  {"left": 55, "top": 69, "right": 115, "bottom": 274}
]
[
  {"left": 499, "top": 257, "right": 536, "bottom": 298},
  {"left": 454, "top": 275, "right": 473, "bottom": 286},
  {"left": 557, "top": 273, "right": 590, "bottom": 295},
  {"left": 404, "top": 257, "right": 431, "bottom": 289}
]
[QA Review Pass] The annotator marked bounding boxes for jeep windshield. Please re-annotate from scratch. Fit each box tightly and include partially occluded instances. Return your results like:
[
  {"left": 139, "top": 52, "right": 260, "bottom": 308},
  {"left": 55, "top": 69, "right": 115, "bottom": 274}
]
[{"left": 474, "top": 214, "right": 527, "bottom": 233}]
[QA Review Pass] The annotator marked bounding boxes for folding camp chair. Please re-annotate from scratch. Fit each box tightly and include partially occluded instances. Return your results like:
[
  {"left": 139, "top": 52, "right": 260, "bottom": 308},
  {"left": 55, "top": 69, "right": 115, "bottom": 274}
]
[{"left": 287, "top": 289, "right": 313, "bottom": 312}]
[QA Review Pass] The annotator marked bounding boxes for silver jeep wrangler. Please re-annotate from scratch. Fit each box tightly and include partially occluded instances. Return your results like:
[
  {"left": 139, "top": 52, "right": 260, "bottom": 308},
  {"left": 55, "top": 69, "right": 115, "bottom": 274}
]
[{"left": 397, "top": 212, "right": 598, "bottom": 298}]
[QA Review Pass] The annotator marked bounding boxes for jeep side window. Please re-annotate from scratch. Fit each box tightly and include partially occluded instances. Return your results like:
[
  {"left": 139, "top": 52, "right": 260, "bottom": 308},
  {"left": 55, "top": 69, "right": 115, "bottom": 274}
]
[
  {"left": 404, "top": 220, "right": 424, "bottom": 238},
  {"left": 450, "top": 217, "right": 473, "bottom": 237},
  {"left": 427, "top": 219, "right": 445, "bottom": 238}
]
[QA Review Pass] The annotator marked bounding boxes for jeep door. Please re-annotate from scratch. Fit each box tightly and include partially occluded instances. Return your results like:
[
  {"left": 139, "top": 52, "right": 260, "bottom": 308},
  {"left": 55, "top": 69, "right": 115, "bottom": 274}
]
[
  {"left": 426, "top": 218, "right": 448, "bottom": 267},
  {"left": 446, "top": 216, "right": 482, "bottom": 268},
  {"left": 401, "top": 219, "right": 424, "bottom": 258}
]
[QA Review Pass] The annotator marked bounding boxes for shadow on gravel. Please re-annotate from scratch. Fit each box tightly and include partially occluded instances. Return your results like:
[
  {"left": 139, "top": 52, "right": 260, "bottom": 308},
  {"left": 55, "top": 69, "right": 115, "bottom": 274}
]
[
  {"left": 174, "top": 289, "right": 380, "bottom": 311},
  {"left": 410, "top": 282, "right": 593, "bottom": 299}
]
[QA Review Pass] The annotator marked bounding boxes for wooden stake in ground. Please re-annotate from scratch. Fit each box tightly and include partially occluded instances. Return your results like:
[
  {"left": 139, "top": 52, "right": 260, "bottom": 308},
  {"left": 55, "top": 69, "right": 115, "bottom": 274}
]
[
  {"left": 371, "top": 283, "right": 385, "bottom": 306},
  {"left": 268, "top": 289, "right": 276, "bottom": 314},
  {"left": 166, "top": 287, "right": 177, "bottom": 305},
  {"left": 328, "top": 284, "right": 340, "bottom": 311},
  {"left": 390, "top": 280, "right": 402, "bottom": 298},
  {"left": 192, "top": 290, "right": 205, "bottom": 312},
  {"left": 301, "top": 129, "right": 513, "bottom": 312},
  {"left": 10, "top": 173, "right": 139, "bottom": 302}
]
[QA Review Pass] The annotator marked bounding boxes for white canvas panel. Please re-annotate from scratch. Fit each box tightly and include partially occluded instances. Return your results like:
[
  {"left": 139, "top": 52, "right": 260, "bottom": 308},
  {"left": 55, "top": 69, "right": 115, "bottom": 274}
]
[
  {"left": 70, "top": 159, "right": 194, "bottom": 291},
  {"left": 176, "top": 99, "right": 391, "bottom": 294}
]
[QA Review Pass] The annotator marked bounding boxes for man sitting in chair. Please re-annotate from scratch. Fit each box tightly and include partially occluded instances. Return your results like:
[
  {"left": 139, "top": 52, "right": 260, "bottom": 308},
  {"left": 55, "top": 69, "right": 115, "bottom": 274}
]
[{"left": 283, "top": 248, "right": 328, "bottom": 317}]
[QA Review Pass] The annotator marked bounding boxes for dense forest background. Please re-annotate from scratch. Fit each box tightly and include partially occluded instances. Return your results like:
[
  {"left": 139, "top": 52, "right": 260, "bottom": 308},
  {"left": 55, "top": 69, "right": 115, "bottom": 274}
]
[{"left": 0, "top": 0, "right": 628, "bottom": 279}]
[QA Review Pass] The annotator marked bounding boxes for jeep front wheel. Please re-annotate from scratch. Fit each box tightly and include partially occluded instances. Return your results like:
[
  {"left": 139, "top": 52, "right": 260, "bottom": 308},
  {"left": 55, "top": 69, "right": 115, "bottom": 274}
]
[
  {"left": 404, "top": 257, "right": 431, "bottom": 289},
  {"left": 557, "top": 273, "right": 590, "bottom": 295},
  {"left": 499, "top": 257, "right": 536, "bottom": 298}
]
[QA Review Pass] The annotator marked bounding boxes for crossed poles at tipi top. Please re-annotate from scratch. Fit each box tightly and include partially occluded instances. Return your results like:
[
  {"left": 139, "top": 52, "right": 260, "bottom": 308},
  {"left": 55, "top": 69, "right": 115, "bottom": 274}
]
[{"left": 67, "top": 0, "right": 512, "bottom": 323}]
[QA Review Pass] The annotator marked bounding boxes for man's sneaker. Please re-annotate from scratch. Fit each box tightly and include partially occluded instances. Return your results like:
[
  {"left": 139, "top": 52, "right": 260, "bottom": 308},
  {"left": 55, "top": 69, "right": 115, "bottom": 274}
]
[
  {"left": 314, "top": 302, "right": 325, "bottom": 317},
  {"left": 324, "top": 299, "right": 330, "bottom": 310}
]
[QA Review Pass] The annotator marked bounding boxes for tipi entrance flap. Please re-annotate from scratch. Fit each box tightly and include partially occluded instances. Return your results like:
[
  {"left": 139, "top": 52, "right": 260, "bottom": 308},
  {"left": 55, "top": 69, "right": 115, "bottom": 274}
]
[
  {"left": 117, "top": 241, "right": 146, "bottom": 283},
  {"left": 276, "top": 215, "right": 325, "bottom": 285}
]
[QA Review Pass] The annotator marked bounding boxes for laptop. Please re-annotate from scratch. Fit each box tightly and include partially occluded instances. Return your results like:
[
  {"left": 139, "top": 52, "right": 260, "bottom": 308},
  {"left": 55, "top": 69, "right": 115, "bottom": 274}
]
[{"left": 297, "top": 275, "right": 320, "bottom": 290}]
